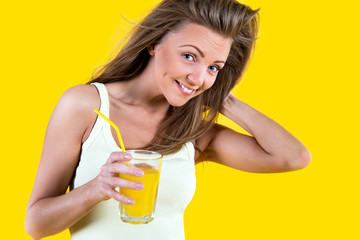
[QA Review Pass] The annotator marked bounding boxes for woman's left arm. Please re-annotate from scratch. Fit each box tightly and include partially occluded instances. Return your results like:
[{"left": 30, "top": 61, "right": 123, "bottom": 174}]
[{"left": 196, "top": 93, "right": 311, "bottom": 173}]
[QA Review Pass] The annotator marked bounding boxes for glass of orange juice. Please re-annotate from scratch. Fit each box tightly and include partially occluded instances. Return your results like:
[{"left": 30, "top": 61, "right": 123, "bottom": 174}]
[{"left": 119, "top": 150, "right": 163, "bottom": 224}]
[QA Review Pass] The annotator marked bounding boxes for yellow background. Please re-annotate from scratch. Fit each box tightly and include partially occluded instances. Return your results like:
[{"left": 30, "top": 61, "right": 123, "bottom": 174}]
[{"left": 1, "top": 0, "right": 359, "bottom": 239}]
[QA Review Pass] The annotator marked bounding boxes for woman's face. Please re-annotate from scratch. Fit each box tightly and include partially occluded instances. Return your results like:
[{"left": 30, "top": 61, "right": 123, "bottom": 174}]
[{"left": 149, "top": 22, "right": 233, "bottom": 107}]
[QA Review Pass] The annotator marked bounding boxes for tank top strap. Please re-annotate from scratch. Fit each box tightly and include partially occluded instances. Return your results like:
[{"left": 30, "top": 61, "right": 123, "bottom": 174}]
[
  {"left": 82, "top": 82, "right": 117, "bottom": 152},
  {"left": 91, "top": 82, "right": 110, "bottom": 117}
]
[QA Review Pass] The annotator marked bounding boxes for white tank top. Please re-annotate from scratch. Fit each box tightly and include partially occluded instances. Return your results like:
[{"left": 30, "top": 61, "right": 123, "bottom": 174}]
[{"left": 69, "top": 83, "right": 196, "bottom": 240}]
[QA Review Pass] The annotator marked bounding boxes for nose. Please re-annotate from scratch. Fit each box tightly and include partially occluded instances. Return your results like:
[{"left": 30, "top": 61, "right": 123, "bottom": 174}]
[{"left": 187, "top": 66, "right": 207, "bottom": 87}]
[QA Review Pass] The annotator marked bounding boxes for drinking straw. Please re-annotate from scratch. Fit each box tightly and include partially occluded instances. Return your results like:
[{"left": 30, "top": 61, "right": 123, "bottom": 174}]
[{"left": 94, "top": 109, "right": 126, "bottom": 152}]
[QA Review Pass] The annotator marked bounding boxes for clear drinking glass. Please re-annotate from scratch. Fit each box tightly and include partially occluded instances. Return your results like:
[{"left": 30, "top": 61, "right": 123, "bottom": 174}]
[{"left": 119, "top": 150, "right": 163, "bottom": 224}]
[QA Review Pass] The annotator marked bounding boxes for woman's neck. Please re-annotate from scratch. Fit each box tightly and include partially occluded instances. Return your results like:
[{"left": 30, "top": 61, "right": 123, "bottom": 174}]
[{"left": 106, "top": 58, "right": 169, "bottom": 112}]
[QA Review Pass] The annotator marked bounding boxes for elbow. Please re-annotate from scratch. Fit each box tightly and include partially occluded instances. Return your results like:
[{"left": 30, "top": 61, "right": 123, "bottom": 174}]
[
  {"left": 25, "top": 212, "right": 44, "bottom": 240},
  {"left": 286, "top": 147, "right": 312, "bottom": 171},
  {"left": 297, "top": 147, "right": 312, "bottom": 169},
  {"left": 25, "top": 220, "right": 39, "bottom": 240}
]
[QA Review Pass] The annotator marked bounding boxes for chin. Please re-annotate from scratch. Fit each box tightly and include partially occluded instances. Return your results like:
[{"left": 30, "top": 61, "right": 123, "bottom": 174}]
[
  {"left": 166, "top": 96, "right": 189, "bottom": 107},
  {"left": 168, "top": 101, "right": 187, "bottom": 107}
]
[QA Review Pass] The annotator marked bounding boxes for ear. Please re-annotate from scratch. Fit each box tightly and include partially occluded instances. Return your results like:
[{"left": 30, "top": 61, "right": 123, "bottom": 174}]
[{"left": 147, "top": 44, "right": 155, "bottom": 56}]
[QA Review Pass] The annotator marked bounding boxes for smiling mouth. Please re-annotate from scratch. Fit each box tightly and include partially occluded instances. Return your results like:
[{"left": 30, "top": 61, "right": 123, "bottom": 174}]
[{"left": 175, "top": 80, "right": 196, "bottom": 95}]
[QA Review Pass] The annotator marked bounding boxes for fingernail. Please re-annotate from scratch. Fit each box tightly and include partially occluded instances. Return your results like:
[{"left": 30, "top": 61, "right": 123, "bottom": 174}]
[
  {"left": 128, "top": 199, "right": 135, "bottom": 205},
  {"left": 135, "top": 169, "right": 144, "bottom": 177},
  {"left": 136, "top": 182, "right": 144, "bottom": 190},
  {"left": 124, "top": 153, "right": 131, "bottom": 159}
]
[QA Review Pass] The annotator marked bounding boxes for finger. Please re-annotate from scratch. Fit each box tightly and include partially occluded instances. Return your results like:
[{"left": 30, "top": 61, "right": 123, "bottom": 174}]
[
  {"left": 102, "top": 187, "right": 135, "bottom": 205},
  {"left": 99, "top": 175, "right": 144, "bottom": 190},
  {"left": 107, "top": 152, "right": 132, "bottom": 164},
  {"left": 106, "top": 162, "right": 144, "bottom": 177}
]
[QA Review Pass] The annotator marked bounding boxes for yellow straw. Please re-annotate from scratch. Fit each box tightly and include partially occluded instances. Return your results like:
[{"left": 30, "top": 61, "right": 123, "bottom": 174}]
[{"left": 94, "top": 109, "right": 126, "bottom": 152}]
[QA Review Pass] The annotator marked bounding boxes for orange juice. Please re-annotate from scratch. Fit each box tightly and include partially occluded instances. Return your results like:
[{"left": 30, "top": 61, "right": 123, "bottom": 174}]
[{"left": 120, "top": 167, "right": 160, "bottom": 220}]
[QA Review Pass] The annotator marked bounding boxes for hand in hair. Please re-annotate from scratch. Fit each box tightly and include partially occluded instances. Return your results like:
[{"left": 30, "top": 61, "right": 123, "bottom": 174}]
[{"left": 195, "top": 92, "right": 311, "bottom": 173}]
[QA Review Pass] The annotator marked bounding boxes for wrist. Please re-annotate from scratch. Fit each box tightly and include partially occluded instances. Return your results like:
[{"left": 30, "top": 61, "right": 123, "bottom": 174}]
[
  {"left": 221, "top": 93, "right": 255, "bottom": 135},
  {"left": 222, "top": 93, "right": 246, "bottom": 118},
  {"left": 82, "top": 178, "right": 105, "bottom": 205}
]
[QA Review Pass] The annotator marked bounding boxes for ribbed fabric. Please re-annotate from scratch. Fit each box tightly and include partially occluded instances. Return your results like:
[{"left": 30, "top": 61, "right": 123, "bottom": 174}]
[{"left": 69, "top": 82, "right": 196, "bottom": 240}]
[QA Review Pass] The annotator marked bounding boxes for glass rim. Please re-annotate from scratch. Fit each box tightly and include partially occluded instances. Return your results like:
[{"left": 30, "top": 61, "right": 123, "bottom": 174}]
[{"left": 125, "top": 150, "right": 163, "bottom": 160}]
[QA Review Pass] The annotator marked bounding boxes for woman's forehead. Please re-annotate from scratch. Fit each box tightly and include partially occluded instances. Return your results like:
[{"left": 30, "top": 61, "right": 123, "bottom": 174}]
[{"left": 164, "top": 22, "right": 232, "bottom": 59}]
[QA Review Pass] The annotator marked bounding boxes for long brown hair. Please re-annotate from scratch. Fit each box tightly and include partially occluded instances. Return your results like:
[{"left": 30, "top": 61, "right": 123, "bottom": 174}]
[{"left": 88, "top": 0, "right": 259, "bottom": 155}]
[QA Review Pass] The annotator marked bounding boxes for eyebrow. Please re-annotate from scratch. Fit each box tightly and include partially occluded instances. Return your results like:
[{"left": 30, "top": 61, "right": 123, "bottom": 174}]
[{"left": 179, "top": 44, "right": 225, "bottom": 64}]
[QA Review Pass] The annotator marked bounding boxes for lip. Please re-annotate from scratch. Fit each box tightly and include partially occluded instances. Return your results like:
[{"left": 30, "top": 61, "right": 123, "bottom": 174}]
[{"left": 174, "top": 80, "right": 196, "bottom": 96}]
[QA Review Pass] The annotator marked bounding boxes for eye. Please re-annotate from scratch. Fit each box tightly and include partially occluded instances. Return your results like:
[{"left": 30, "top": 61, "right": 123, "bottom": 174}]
[
  {"left": 208, "top": 65, "right": 220, "bottom": 73},
  {"left": 182, "top": 53, "right": 196, "bottom": 62}
]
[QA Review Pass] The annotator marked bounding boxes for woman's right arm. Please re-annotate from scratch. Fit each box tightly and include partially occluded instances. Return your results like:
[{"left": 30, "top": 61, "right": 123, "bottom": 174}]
[{"left": 25, "top": 85, "right": 144, "bottom": 239}]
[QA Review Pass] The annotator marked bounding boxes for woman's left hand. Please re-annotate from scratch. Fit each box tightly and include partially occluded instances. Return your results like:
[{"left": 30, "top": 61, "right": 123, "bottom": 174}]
[{"left": 195, "top": 91, "right": 311, "bottom": 173}]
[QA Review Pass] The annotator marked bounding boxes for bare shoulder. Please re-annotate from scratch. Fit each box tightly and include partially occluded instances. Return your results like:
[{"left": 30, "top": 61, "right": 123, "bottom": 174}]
[
  {"left": 49, "top": 84, "right": 100, "bottom": 142},
  {"left": 59, "top": 84, "right": 99, "bottom": 108},
  {"left": 55, "top": 84, "right": 100, "bottom": 116}
]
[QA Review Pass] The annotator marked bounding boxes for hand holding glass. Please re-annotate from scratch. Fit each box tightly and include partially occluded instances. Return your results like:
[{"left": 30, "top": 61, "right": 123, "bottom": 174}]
[
  {"left": 119, "top": 150, "right": 162, "bottom": 224},
  {"left": 93, "top": 109, "right": 162, "bottom": 224}
]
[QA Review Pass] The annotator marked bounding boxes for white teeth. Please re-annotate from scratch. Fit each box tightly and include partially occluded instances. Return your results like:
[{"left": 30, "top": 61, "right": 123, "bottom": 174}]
[{"left": 178, "top": 82, "right": 194, "bottom": 94}]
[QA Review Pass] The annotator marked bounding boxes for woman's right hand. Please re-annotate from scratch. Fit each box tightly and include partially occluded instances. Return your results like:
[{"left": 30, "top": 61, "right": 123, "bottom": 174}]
[
  {"left": 91, "top": 152, "right": 144, "bottom": 205},
  {"left": 25, "top": 85, "right": 146, "bottom": 239}
]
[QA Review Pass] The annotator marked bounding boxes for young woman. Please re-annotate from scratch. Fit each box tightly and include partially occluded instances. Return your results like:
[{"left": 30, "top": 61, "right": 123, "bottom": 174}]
[{"left": 25, "top": 0, "right": 311, "bottom": 239}]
